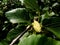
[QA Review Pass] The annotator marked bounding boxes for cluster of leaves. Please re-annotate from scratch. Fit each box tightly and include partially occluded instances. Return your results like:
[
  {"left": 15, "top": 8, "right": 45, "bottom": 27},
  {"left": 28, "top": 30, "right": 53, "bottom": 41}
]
[{"left": 0, "top": 0, "right": 60, "bottom": 45}]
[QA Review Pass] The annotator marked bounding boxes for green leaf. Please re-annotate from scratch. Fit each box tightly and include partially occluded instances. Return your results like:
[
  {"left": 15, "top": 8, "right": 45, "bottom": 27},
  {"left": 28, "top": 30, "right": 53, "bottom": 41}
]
[
  {"left": 0, "top": 39, "right": 8, "bottom": 45},
  {"left": 44, "top": 17, "right": 60, "bottom": 38},
  {"left": 0, "top": 10, "right": 3, "bottom": 16},
  {"left": 18, "top": 33, "right": 60, "bottom": 45},
  {"left": 6, "top": 25, "right": 26, "bottom": 41},
  {"left": 24, "top": 0, "right": 39, "bottom": 10},
  {"left": 46, "top": 27, "right": 60, "bottom": 39},
  {"left": 18, "top": 34, "right": 50, "bottom": 45},
  {"left": 44, "top": 37, "right": 60, "bottom": 45},
  {"left": 41, "top": 11, "right": 55, "bottom": 22},
  {"left": 5, "top": 8, "right": 30, "bottom": 23},
  {"left": 3, "top": 0, "right": 7, "bottom": 3},
  {"left": 18, "top": 34, "right": 42, "bottom": 45}
]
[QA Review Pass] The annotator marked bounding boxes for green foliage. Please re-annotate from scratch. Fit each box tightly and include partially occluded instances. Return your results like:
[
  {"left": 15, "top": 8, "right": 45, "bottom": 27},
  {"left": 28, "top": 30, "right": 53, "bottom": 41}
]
[
  {"left": 24, "top": 0, "right": 39, "bottom": 10},
  {"left": 5, "top": 8, "right": 30, "bottom": 23},
  {"left": 0, "top": 0, "right": 60, "bottom": 45}
]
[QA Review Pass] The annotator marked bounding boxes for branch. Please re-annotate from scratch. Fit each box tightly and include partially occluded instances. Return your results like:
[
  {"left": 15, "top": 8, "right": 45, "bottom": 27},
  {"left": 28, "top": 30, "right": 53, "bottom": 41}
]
[{"left": 9, "top": 25, "right": 31, "bottom": 45}]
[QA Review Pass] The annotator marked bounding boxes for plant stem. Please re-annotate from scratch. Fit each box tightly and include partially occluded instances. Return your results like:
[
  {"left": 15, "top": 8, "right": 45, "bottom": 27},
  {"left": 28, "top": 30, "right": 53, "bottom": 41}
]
[{"left": 9, "top": 25, "right": 31, "bottom": 45}]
